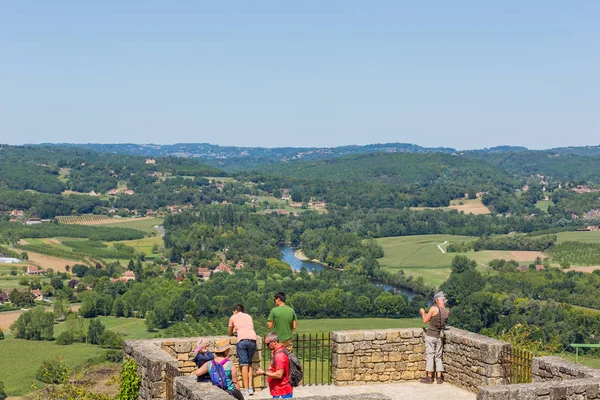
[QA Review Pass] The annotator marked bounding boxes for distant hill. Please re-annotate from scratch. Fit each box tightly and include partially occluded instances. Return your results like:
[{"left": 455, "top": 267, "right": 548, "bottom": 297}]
[{"left": 255, "top": 152, "right": 519, "bottom": 189}]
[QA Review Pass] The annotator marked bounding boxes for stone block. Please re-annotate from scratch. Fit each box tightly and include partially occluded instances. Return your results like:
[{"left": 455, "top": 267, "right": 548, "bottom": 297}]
[{"left": 335, "top": 342, "right": 355, "bottom": 354}]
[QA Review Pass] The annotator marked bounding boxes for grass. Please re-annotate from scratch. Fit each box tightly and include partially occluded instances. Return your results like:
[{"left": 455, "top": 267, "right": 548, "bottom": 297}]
[
  {"left": 556, "top": 231, "right": 600, "bottom": 244},
  {"left": 101, "top": 217, "right": 164, "bottom": 234},
  {"left": 377, "top": 234, "right": 545, "bottom": 286},
  {"left": 295, "top": 317, "right": 424, "bottom": 334},
  {"left": 412, "top": 198, "right": 490, "bottom": 215},
  {"left": 535, "top": 200, "right": 551, "bottom": 213},
  {"left": 0, "top": 339, "right": 106, "bottom": 396},
  {"left": 108, "top": 236, "right": 163, "bottom": 256},
  {"left": 54, "top": 315, "right": 162, "bottom": 340},
  {"left": 0, "top": 275, "right": 30, "bottom": 290}
]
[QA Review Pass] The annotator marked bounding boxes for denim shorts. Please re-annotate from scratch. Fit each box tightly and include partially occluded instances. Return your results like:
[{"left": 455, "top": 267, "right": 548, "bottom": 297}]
[{"left": 236, "top": 339, "right": 256, "bottom": 366}]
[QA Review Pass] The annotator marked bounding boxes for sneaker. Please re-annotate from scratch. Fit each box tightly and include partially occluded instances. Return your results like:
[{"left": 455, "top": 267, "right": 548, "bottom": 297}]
[
  {"left": 248, "top": 387, "right": 254, "bottom": 395},
  {"left": 419, "top": 376, "right": 434, "bottom": 384},
  {"left": 241, "top": 389, "right": 249, "bottom": 396}
]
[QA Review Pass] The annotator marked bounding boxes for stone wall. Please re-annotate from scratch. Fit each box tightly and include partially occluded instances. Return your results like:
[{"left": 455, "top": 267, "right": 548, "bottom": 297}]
[
  {"left": 443, "top": 328, "right": 510, "bottom": 392},
  {"left": 124, "top": 336, "right": 262, "bottom": 400},
  {"left": 533, "top": 356, "right": 600, "bottom": 382},
  {"left": 477, "top": 356, "right": 600, "bottom": 400},
  {"left": 331, "top": 328, "right": 425, "bottom": 385},
  {"left": 330, "top": 327, "right": 510, "bottom": 392}
]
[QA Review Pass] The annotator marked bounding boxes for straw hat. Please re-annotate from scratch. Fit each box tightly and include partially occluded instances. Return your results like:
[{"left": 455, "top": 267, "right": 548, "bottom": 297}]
[{"left": 214, "top": 338, "right": 230, "bottom": 353}]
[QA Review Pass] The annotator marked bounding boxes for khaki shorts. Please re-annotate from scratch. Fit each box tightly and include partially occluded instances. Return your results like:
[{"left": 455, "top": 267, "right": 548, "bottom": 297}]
[{"left": 281, "top": 338, "right": 293, "bottom": 353}]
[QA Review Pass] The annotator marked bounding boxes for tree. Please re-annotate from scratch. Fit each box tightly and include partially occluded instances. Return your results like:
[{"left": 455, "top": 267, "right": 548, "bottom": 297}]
[
  {"left": 0, "top": 328, "right": 4, "bottom": 340},
  {"left": 355, "top": 295, "right": 372, "bottom": 314},
  {"left": 145, "top": 310, "right": 157, "bottom": 332},
  {"left": 53, "top": 299, "right": 69, "bottom": 321},
  {"left": 21, "top": 251, "right": 28, "bottom": 260},
  {"left": 88, "top": 319, "right": 106, "bottom": 345},
  {"left": 440, "top": 268, "right": 484, "bottom": 306},
  {"left": 0, "top": 381, "right": 7, "bottom": 400},
  {"left": 10, "top": 306, "right": 54, "bottom": 340},
  {"left": 374, "top": 292, "right": 406, "bottom": 316},
  {"left": 50, "top": 276, "right": 64, "bottom": 290}
]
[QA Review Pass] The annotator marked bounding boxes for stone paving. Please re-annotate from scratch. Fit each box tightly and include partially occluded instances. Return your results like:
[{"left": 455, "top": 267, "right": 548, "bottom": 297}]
[{"left": 251, "top": 382, "right": 476, "bottom": 400}]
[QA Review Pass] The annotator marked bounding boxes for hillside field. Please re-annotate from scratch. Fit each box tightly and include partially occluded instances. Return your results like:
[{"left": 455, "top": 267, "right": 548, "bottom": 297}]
[
  {"left": 411, "top": 198, "right": 491, "bottom": 215},
  {"left": 556, "top": 231, "right": 600, "bottom": 244},
  {"left": 376, "top": 234, "right": 545, "bottom": 286}
]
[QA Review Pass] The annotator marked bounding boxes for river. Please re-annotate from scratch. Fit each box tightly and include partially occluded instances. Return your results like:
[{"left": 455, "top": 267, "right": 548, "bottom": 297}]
[{"left": 280, "top": 245, "right": 417, "bottom": 300}]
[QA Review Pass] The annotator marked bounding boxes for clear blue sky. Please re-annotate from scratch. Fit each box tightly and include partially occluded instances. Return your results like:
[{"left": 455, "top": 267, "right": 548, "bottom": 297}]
[{"left": 1, "top": 1, "right": 598, "bottom": 149}]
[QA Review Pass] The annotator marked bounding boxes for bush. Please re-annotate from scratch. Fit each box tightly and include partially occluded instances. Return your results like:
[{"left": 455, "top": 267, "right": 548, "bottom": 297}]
[
  {"left": 117, "top": 358, "right": 140, "bottom": 400},
  {"left": 105, "top": 349, "right": 124, "bottom": 363},
  {"left": 0, "top": 329, "right": 4, "bottom": 340},
  {"left": 0, "top": 381, "right": 6, "bottom": 400},
  {"left": 36, "top": 358, "right": 70, "bottom": 384},
  {"left": 98, "top": 330, "right": 124, "bottom": 349},
  {"left": 56, "top": 331, "right": 74, "bottom": 345}
]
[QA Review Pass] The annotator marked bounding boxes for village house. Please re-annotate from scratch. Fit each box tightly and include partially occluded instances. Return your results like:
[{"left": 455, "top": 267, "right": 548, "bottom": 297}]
[
  {"left": 89, "top": 190, "right": 99, "bottom": 196},
  {"left": 235, "top": 261, "right": 245, "bottom": 270},
  {"left": 214, "top": 263, "right": 233, "bottom": 274},
  {"left": 27, "top": 266, "right": 43, "bottom": 275},
  {"left": 535, "top": 264, "right": 546, "bottom": 271},
  {"left": 145, "top": 158, "right": 157, "bottom": 164},
  {"left": 0, "top": 291, "right": 10, "bottom": 303},
  {"left": 25, "top": 218, "right": 42, "bottom": 225},
  {"left": 31, "top": 289, "right": 44, "bottom": 301},
  {"left": 516, "top": 265, "right": 529, "bottom": 272},
  {"left": 10, "top": 209, "right": 24, "bottom": 217},
  {"left": 197, "top": 267, "right": 211, "bottom": 280},
  {"left": 108, "top": 189, "right": 120, "bottom": 195},
  {"left": 121, "top": 271, "right": 136, "bottom": 281},
  {"left": 281, "top": 193, "right": 291, "bottom": 201},
  {"left": 124, "top": 190, "right": 134, "bottom": 195}
]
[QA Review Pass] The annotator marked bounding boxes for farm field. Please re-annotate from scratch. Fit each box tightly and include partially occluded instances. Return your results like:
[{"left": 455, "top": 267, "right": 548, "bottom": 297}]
[
  {"left": 0, "top": 304, "right": 80, "bottom": 330},
  {"left": 109, "top": 236, "right": 163, "bottom": 256},
  {"left": 8, "top": 247, "right": 85, "bottom": 272},
  {"left": 53, "top": 315, "right": 162, "bottom": 340},
  {"left": 377, "top": 234, "right": 544, "bottom": 286},
  {"left": 0, "top": 339, "right": 106, "bottom": 396},
  {"left": 556, "top": 231, "right": 600, "bottom": 244},
  {"left": 412, "top": 198, "right": 490, "bottom": 215}
]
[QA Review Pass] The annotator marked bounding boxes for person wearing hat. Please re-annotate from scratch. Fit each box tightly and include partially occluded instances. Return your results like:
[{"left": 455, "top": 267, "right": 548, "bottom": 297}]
[
  {"left": 419, "top": 291, "right": 450, "bottom": 384},
  {"left": 196, "top": 338, "right": 241, "bottom": 394},
  {"left": 192, "top": 338, "right": 214, "bottom": 382}
]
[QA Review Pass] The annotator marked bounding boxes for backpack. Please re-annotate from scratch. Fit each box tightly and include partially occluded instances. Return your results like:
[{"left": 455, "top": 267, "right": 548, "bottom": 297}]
[
  {"left": 274, "top": 348, "right": 303, "bottom": 387},
  {"left": 208, "top": 359, "right": 229, "bottom": 390}
]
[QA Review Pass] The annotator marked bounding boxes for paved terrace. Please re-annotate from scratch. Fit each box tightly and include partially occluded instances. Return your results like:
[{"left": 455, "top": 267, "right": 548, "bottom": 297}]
[{"left": 251, "top": 382, "right": 475, "bottom": 400}]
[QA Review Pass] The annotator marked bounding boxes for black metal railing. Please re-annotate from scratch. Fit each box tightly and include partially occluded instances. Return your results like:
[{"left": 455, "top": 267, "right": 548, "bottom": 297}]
[
  {"left": 261, "top": 333, "right": 332, "bottom": 387},
  {"left": 501, "top": 347, "right": 533, "bottom": 384}
]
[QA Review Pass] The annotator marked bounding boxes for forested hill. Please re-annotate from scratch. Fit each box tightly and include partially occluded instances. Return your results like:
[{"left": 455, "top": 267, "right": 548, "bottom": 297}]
[
  {"left": 0, "top": 145, "right": 225, "bottom": 194},
  {"left": 255, "top": 152, "right": 520, "bottom": 188},
  {"left": 463, "top": 151, "right": 600, "bottom": 183},
  {"left": 40, "top": 142, "right": 457, "bottom": 171}
]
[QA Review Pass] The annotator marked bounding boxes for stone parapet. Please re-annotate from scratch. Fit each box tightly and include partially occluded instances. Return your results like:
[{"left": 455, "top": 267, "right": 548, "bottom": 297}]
[
  {"left": 478, "top": 356, "right": 600, "bottom": 399},
  {"left": 533, "top": 356, "right": 600, "bottom": 382},
  {"left": 331, "top": 328, "right": 426, "bottom": 385},
  {"left": 124, "top": 336, "right": 262, "bottom": 400},
  {"left": 477, "top": 378, "right": 600, "bottom": 400},
  {"left": 443, "top": 327, "right": 510, "bottom": 392}
]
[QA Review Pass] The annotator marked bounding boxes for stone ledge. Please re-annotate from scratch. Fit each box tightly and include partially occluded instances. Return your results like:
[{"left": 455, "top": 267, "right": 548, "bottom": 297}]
[
  {"left": 533, "top": 356, "right": 600, "bottom": 381},
  {"left": 477, "top": 378, "right": 600, "bottom": 400}
]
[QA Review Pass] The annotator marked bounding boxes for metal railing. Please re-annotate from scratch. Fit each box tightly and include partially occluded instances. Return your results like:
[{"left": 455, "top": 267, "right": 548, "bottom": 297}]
[
  {"left": 570, "top": 343, "right": 600, "bottom": 364},
  {"left": 261, "top": 333, "right": 332, "bottom": 387},
  {"left": 501, "top": 347, "right": 533, "bottom": 384}
]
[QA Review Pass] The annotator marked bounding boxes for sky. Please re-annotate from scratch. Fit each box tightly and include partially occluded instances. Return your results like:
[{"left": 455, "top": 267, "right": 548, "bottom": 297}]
[{"left": 1, "top": 1, "right": 599, "bottom": 150}]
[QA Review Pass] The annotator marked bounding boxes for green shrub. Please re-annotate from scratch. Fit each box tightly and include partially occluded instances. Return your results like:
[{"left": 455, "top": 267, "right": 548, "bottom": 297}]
[
  {"left": 56, "top": 330, "right": 74, "bottom": 345},
  {"left": 36, "top": 358, "right": 70, "bottom": 384},
  {"left": 98, "top": 330, "right": 124, "bottom": 349},
  {"left": 0, "top": 329, "right": 4, "bottom": 340},
  {"left": 117, "top": 358, "right": 140, "bottom": 400},
  {"left": 0, "top": 381, "right": 6, "bottom": 400},
  {"left": 105, "top": 349, "right": 124, "bottom": 363}
]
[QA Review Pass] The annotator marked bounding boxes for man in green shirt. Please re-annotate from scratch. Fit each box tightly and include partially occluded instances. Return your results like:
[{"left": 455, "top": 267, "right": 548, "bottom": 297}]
[{"left": 267, "top": 292, "right": 297, "bottom": 352}]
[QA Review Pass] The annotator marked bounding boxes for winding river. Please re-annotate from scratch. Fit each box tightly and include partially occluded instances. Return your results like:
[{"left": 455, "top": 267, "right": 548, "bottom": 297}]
[{"left": 280, "top": 245, "right": 417, "bottom": 300}]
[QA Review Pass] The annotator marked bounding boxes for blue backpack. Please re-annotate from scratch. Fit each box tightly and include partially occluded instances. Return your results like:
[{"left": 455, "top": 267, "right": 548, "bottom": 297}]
[{"left": 209, "top": 359, "right": 229, "bottom": 390}]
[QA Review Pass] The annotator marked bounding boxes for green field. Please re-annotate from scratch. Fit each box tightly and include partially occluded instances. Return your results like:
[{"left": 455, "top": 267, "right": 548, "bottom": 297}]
[
  {"left": 377, "top": 235, "right": 546, "bottom": 286},
  {"left": 0, "top": 275, "right": 31, "bottom": 290},
  {"left": 102, "top": 217, "right": 163, "bottom": 234},
  {"left": 109, "top": 236, "right": 163, "bottom": 256},
  {"left": 535, "top": 200, "right": 551, "bottom": 213},
  {"left": 556, "top": 231, "right": 600, "bottom": 244},
  {"left": 295, "top": 317, "right": 424, "bottom": 334},
  {"left": 54, "top": 315, "right": 161, "bottom": 340},
  {"left": 0, "top": 339, "right": 106, "bottom": 396}
]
